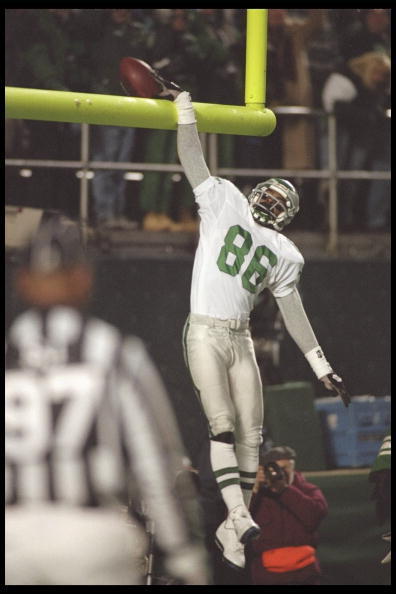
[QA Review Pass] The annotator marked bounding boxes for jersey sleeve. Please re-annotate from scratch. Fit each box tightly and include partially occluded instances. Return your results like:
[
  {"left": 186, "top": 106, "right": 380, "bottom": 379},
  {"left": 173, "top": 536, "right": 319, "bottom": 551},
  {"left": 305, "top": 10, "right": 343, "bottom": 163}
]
[
  {"left": 193, "top": 176, "right": 243, "bottom": 220},
  {"left": 268, "top": 252, "right": 304, "bottom": 298},
  {"left": 177, "top": 123, "right": 211, "bottom": 189}
]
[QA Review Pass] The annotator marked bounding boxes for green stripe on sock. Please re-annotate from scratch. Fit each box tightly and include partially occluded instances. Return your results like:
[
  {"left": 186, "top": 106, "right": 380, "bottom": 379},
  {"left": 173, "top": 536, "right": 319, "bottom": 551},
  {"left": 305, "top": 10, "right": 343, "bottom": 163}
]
[
  {"left": 214, "top": 466, "right": 239, "bottom": 478},
  {"left": 240, "top": 471, "right": 258, "bottom": 478},
  {"left": 240, "top": 482, "right": 254, "bottom": 490},
  {"left": 218, "top": 477, "right": 241, "bottom": 490}
]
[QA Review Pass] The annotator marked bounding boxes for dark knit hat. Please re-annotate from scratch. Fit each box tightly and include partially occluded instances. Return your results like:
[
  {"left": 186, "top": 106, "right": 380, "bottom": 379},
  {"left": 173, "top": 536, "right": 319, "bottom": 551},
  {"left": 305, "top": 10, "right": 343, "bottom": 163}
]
[
  {"left": 260, "top": 446, "right": 296, "bottom": 465},
  {"left": 19, "top": 217, "right": 88, "bottom": 274}
]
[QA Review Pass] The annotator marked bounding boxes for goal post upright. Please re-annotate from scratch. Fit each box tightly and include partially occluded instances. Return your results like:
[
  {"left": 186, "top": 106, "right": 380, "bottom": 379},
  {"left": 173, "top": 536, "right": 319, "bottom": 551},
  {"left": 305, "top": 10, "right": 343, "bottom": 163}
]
[{"left": 245, "top": 8, "right": 268, "bottom": 108}]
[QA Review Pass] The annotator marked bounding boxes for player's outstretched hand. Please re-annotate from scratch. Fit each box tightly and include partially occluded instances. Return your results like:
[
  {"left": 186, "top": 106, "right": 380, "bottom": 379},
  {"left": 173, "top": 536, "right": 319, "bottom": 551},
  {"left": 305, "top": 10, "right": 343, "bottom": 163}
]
[
  {"left": 158, "top": 88, "right": 181, "bottom": 100},
  {"left": 320, "top": 373, "right": 351, "bottom": 408},
  {"left": 119, "top": 57, "right": 182, "bottom": 100},
  {"left": 151, "top": 68, "right": 183, "bottom": 100}
]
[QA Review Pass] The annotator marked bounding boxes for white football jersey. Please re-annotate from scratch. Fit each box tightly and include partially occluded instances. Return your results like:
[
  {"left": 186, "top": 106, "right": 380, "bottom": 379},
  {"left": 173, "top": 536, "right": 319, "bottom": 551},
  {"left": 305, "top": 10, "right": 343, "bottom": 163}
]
[{"left": 191, "top": 176, "right": 304, "bottom": 319}]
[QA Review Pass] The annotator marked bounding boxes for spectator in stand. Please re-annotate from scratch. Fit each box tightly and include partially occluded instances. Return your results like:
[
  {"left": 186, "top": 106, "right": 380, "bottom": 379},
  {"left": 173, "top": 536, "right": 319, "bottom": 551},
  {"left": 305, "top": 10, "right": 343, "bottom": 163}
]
[
  {"left": 187, "top": 10, "right": 242, "bottom": 105},
  {"left": 139, "top": 9, "right": 242, "bottom": 233},
  {"left": 305, "top": 10, "right": 343, "bottom": 109},
  {"left": 89, "top": 9, "right": 153, "bottom": 230},
  {"left": 191, "top": 9, "right": 242, "bottom": 173},
  {"left": 303, "top": 9, "right": 344, "bottom": 227},
  {"left": 11, "top": 9, "right": 91, "bottom": 218},
  {"left": 340, "top": 9, "right": 390, "bottom": 61},
  {"left": 5, "top": 9, "right": 36, "bottom": 89},
  {"left": 322, "top": 51, "right": 390, "bottom": 231},
  {"left": 139, "top": 9, "right": 199, "bottom": 232},
  {"left": 5, "top": 9, "right": 36, "bottom": 206},
  {"left": 236, "top": 10, "right": 328, "bottom": 230},
  {"left": 265, "top": 9, "right": 325, "bottom": 171},
  {"left": 247, "top": 446, "right": 328, "bottom": 586},
  {"left": 22, "top": 9, "right": 91, "bottom": 93}
]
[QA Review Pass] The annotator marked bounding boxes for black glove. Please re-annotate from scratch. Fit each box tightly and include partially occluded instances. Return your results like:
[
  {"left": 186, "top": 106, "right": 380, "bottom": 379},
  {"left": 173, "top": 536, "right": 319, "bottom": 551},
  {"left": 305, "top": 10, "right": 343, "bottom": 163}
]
[
  {"left": 150, "top": 68, "right": 183, "bottom": 100},
  {"left": 264, "top": 462, "right": 288, "bottom": 494},
  {"left": 323, "top": 372, "right": 351, "bottom": 408}
]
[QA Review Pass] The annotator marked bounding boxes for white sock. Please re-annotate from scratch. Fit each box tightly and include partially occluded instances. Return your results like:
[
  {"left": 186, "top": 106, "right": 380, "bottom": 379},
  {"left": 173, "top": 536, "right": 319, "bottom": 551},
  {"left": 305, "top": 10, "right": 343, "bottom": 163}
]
[
  {"left": 210, "top": 440, "right": 245, "bottom": 513},
  {"left": 235, "top": 442, "right": 259, "bottom": 509}
]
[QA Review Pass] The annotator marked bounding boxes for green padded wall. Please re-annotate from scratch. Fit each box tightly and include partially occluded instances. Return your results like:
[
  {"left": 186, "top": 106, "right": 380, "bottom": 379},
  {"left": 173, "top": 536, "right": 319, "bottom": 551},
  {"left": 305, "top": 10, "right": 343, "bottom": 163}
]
[
  {"left": 305, "top": 470, "right": 390, "bottom": 586},
  {"left": 263, "top": 381, "right": 327, "bottom": 470}
]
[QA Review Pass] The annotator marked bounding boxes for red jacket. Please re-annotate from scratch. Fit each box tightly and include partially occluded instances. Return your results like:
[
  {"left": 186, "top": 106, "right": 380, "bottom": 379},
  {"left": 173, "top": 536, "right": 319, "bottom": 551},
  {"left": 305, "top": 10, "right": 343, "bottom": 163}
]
[{"left": 248, "top": 471, "right": 328, "bottom": 585}]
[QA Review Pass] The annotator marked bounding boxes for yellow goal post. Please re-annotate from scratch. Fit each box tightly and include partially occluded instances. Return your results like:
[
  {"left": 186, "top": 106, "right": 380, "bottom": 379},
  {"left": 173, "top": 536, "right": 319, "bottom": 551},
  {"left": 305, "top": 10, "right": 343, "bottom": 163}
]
[{"left": 5, "top": 9, "right": 275, "bottom": 137}]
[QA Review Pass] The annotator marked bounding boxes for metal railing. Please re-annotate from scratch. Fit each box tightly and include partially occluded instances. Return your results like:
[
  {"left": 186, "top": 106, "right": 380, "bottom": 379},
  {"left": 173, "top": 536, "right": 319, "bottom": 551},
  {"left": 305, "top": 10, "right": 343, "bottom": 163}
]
[{"left": 5, "top": 106, "right": 391, "bottom": 252}]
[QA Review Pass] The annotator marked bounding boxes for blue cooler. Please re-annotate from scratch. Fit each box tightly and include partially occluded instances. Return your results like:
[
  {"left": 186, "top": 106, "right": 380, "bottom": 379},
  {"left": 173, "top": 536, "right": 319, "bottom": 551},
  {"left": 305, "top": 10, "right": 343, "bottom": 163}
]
[{"left": 314, "top": 395, "right": 391, "bottom": 468}]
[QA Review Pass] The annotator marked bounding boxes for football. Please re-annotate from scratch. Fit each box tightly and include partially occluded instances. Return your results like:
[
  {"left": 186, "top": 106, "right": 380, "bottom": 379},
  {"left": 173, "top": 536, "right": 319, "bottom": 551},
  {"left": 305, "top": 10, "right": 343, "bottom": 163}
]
[{"left": 119, "top": 57, "right": 161, "bottom": 98}]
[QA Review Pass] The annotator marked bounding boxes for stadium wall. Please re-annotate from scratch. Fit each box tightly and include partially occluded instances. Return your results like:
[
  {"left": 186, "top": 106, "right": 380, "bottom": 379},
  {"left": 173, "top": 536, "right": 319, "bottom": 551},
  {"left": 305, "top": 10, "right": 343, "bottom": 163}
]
[{"left": 5, "top": 253, "right": 390, "bottom": 464}]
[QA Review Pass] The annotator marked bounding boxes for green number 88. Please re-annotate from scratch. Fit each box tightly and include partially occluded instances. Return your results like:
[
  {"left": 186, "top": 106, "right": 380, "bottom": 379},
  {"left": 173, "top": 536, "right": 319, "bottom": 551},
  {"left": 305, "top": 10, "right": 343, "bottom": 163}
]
[{"left": 217, "top": 225, "right": 277, "bottom": 294}]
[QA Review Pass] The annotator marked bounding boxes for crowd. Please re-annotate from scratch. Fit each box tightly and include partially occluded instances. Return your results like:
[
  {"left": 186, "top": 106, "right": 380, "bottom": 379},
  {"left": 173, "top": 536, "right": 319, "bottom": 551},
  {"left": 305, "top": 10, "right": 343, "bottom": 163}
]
[{"left": 5, "top": 9, "right": 391, "bottom": 232}]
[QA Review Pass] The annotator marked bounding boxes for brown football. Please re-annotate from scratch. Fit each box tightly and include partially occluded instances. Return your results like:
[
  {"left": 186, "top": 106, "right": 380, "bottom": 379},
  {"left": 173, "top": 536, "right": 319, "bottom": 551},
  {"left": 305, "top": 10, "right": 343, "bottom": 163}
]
[{"left": 119, "top": 57, "right": 161, "bottom": 98}]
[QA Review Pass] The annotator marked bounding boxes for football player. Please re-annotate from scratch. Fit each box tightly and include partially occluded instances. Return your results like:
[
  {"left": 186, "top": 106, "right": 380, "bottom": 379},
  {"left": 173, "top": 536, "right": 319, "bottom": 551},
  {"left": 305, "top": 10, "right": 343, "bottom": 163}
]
[
  {"left": 5, "top": 219, "right": 209, "bottom": 585},
  {"left": 151, "top": 73, "right": 350, "bottom": 572}
]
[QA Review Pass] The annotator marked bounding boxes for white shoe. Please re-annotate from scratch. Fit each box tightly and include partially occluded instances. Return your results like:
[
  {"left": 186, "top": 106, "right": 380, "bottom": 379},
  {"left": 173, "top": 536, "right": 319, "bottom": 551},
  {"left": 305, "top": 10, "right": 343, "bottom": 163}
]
[
  {"left": 215, "top": 518, "right": 245, "bottom": 571},
  {"left": 229, "top": 504, "right": 260, "bottom": 544}
]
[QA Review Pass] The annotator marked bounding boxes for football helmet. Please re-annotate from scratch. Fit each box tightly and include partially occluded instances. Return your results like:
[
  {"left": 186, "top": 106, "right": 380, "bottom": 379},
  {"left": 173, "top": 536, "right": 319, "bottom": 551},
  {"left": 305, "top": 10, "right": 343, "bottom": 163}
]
[{"left": 247, "top": 178, "right": 300, "bottom": 231}]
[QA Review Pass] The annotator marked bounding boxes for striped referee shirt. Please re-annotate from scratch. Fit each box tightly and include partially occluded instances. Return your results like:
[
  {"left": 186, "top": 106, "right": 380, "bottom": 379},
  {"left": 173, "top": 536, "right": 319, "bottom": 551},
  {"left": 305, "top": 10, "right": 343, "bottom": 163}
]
[{"left": 5, "top": 306, "right": 197, "bottom": 557}]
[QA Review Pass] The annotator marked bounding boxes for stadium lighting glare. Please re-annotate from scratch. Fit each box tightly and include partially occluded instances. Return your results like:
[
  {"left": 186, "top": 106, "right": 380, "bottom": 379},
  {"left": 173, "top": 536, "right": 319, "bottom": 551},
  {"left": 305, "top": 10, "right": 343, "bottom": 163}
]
[
  {"left": 124, "top": 172, "right": 144, "bottom": 181},
  {"left": 75, "top": 170, "right": 94, "bottom": 179}
]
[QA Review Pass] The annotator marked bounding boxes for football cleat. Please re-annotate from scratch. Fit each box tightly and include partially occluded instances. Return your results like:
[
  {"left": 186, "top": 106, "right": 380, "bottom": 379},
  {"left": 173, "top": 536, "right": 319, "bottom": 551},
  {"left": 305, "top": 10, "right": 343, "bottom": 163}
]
[
  {"left": 215, "top": 518, "right": 246, "bottom": 571},
  {"left": 247, "top": 178, "right": 300, "bottom": 231},
  {"left": 229, "top": 504, "right": 260, "bottom": 544}
]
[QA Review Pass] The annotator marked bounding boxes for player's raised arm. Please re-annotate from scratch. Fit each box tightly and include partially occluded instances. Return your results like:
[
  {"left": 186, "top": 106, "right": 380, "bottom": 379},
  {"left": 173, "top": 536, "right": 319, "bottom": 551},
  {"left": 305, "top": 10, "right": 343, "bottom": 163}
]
[
  {"left": 154, "top": 71, "right": 211, "bottom": 189},
  {"left": 120, "top": 58, "right": 210, "bottom": 189},
  {"left": 173, "top": 91, "right": 211, "bottom": 190}
]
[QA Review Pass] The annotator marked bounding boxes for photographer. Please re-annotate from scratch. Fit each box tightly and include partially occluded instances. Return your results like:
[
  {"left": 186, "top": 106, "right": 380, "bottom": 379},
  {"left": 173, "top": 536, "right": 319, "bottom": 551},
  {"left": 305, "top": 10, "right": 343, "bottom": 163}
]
[{"left": 247, "top": 446, "right": 328, "bottom": 585}]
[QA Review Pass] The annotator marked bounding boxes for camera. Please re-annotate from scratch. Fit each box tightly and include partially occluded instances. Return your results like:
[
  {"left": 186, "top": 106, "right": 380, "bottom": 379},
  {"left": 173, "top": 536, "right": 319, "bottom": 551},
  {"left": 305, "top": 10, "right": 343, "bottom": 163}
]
[{"left": 263, "top": 461, "right": 286, "bottom": 482}]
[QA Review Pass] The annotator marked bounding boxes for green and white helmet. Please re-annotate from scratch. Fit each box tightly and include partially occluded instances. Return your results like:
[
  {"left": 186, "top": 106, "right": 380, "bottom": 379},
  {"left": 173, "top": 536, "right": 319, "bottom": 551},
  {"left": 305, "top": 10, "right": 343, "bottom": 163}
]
[{"left": 247, "top": 178, "right": 300, "bottom": 231}]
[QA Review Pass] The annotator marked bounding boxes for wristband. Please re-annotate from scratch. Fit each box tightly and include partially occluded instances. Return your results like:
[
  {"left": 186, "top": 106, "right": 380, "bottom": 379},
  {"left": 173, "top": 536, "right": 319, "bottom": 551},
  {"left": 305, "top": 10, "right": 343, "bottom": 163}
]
[
  {"left": 174, "top": 91, "right": 196, "bottom": 125},
  {"left": 304, "top": 346, "right": 333, "bottom": 379}
]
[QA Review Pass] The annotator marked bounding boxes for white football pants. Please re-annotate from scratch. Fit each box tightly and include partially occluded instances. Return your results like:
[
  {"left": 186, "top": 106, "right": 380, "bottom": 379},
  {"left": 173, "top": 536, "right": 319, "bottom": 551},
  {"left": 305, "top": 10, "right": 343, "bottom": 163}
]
[
  {"left": 183, "top": 314, "right": 263, "bottom": 444},
  {"left": 183, "top": 314, "right": 263, "bottom": 511}
]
